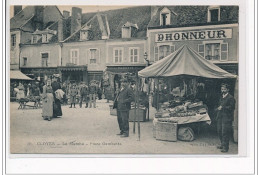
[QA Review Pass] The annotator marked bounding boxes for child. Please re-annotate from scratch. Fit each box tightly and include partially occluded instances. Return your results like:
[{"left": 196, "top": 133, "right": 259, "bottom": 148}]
[{"left": 69, "top": 83, "right": 77, "bottom": 108}]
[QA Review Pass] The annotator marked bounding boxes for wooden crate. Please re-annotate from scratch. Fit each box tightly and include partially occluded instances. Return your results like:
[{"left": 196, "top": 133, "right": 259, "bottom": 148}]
[
  {"left": 109, "top": 105, "right": 117, "bottom": 116},
  {"left": 129, "top": 108, "right": 146, "bottom": 122},
  {"left": 155, "top": 122, "right": 177, "bottom": 142}
]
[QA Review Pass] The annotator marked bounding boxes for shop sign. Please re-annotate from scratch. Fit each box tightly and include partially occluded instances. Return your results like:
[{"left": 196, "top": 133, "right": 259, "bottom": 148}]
[{"left": 155, "top": 29, "right": 232, "bottom": 42}]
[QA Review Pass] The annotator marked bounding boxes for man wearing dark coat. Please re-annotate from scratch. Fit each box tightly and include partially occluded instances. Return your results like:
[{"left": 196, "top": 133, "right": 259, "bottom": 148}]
[
  {"left": 113, "top": 78, "right": 134, "bottom": 137},
  {"left": 216, "top": 83, "right": 236, "bottom": 153},
  {"left": 52, "top": 77, "right": 62, "bottom": 118}
]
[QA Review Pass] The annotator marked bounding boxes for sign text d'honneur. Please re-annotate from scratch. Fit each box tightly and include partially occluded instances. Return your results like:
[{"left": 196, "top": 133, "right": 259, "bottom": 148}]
[{"left": 155, "top": 29, "right": 232, "bottom": 42}]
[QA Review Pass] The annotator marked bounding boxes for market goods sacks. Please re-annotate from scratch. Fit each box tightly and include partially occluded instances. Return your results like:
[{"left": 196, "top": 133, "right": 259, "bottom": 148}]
[{"left": 177, "top": 127, "right": 195, "bottom": 142}]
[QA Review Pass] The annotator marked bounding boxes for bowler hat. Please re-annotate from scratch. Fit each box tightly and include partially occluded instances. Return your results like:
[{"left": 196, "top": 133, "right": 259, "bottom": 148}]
[{"left": 221, "top": 83, "right": 230, "bottom": 89}]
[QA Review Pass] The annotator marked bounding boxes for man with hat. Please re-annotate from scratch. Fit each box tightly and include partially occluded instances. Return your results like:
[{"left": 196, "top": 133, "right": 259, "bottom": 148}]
[
  {"left": 79, "top": 81, "right": 89, "bottom": 108},
  {"left": 113, "top": 78, "right": 134, "bottom": 137},
  {"left": 89, "top": 80, "right": 97, "bottom": 108},
  {"left": 216, "top": 83, "right": 236, "bottom": 153},
  {"left": 69, "top": 83, "right": 78, "bottom": 108}
]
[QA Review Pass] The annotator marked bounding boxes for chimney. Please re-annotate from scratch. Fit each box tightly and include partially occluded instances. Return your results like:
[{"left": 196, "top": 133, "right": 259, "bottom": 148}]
[
  {"left": 14, "top": 5, "right": 22, "bottom": 16},
  {"left": 151, "top": 6, "right": 159, "bottom": 19},
  {"left": 34, "top": 6, "right": 44, "bottom": 30},
  {"left": 58, "top": 18, "right": 63, "bottom": 41},
  {"left": 71, "top": 7, "right": 82, "bottom": 34},
  {"left": 63, "top": 10, "right": 70, "bottom": 19}
]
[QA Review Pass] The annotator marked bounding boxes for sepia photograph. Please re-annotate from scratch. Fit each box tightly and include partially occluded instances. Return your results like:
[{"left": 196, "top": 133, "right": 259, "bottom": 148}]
[{"left": 9, "top": 4, "right": 240, "bottom": 155}]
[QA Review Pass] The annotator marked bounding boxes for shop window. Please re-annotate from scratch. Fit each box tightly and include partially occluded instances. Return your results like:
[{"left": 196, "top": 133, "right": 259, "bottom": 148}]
[
  {"left": 23, "top": 57, "right": 27, "bottom": 66},
  {"left": 41, "top": 53, "right": 49, "bottom": 67},
  {"left": 154, "top": 45, "right": 175, "bottom": 61},
  {"left": 11, "top": 34, "right": 16, "bottom": 47},
  {"left": 129, "top": 48, "right": 139, "bottom": 63},
  {"left": 208, "top": 7, "right": 220, "bottom": 22},
  {"left": 113, "top": 48, "right": 123, "bottom": 63},
  {"left": 89, "top": 49, "right": 99, "bottom": 64},
  {"left": 70, "top": 49, "right": 79, "bottom": 65}
]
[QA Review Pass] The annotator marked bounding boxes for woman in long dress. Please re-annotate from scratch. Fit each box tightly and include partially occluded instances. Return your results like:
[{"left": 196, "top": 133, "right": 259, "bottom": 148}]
[{"left": 42, "top": 79, "right": 54, "bottom": 121}]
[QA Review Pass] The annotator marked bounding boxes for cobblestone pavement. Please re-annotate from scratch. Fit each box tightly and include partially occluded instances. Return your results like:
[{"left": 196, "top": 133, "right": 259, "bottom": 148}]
[{"left": 10, "top": 99, "right": 238, "bottom": 155}]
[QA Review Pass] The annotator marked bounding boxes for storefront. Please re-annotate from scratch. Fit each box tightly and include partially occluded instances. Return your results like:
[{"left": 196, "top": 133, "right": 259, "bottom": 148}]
[
  {"left": 58, "top": 65, "right": 88, "bottom": 84},
  {"left": 20, "top": 67, "right": 59, "bottom": 82}
]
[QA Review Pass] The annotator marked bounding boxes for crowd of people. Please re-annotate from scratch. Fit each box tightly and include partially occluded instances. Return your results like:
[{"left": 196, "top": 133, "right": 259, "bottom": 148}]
[{"left": 11, "top": 77, "right": 105, "bottom": 121}]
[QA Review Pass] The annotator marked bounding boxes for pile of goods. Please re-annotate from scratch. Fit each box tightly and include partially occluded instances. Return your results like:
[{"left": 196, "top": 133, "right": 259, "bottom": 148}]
[{"left": 156, "top": 99, "right": 208, "bottom": 120}]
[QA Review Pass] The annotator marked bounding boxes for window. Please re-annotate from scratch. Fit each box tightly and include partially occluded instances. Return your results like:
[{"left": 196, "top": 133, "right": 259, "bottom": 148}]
[
  {"left": 23, "top": 57, "right": 27, "bottom": 66},
  {"left": 198, "top": 43, "right": 228, "bottom": 61},
  {"left": 205, "top": 43, "right": 220, "bottom": 61},
  {"left": 41, "top": 53, "right": 49, "bottom": 67},
  {"left": 89, "top": 49, "right": 99, "bottom": 64},
  {"left": 11, "top": 34, "right": 16, "bottom": 47},
  {"left": 32, "top": 35, "right": 38, "bottom": 44},
  {"left": 129, "top": 48, "right": 139, "bottom": 63},
  {"left": 42, "top": 34, "right": 48, "bottom": 43},
  {"left": 70, "top": 49, "right": 79, "bottom": 65},
  {"left": 208, "top": 7, "right": 220, "bottom": 22},
  {"left": 80, "top": 31, "right": 88, "bottom": 40},
  {"left": 160, "top": 7, "right": 172, "bottom": 26},
  {"left": 154, "top": 45, "right": 175, "bottom": 61},
  {"left": 113, "top": 48, "right": 123, "bottom": 63}
]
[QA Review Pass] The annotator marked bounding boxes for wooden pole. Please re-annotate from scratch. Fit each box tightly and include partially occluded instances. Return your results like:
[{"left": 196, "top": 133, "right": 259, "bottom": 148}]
[
  {"left": 137, "top": 74, "right": 140, "bottom": 141},
  {"left": 147, "top": 78, "right": 150, "bottom": 121},
  {"left": 133, "top": 72, "right": 137, "bottom": 134}
]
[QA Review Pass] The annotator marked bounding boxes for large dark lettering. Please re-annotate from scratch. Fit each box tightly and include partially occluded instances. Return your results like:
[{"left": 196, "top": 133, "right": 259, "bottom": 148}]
[
  {"left": 189, "top": 32, "right": 198, "bottom": 40},
  {"left": 181, "top": 32, "right": 189, "bottom": 40},
  {"left": 157, "top": 34, "right": 164, "bottom": 41},
  {"left": 174, "top": 33, "right": 180, "bottom": 40},
  {"left": 217, "top": 30, "right": 226, "bottom": 38},
  {"left": 199, "top": 31, "right": 206, "bottom": 39},
  {"left": 208, "top": 31, "right": 216, "bottom": 38},
  {"left": 165, "top": 34, "right": 173, "bottom": 41}
]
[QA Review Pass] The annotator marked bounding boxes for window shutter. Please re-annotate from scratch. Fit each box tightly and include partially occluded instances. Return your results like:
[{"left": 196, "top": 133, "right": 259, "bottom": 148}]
[
  {"left": 198, "top": 44, "right": 205, "bottom": 57},
  {"left": 97, "top": 49, "right": 100, "bottom": 63},
  {"left": 87, "top": 49, "right": 91, "bottom": 64},
  {"left": 170, "top": 45, "right": 175, "bottom": 53},
  {"left": 47, "top": 53, "right": 50, "bottom": 65},
  {"left": 221, "top": 43, "right": 228, "bottom": 61},
  {"left": 154, "top": 46, "right": 159, "bottom": 61},
  {"left": 77, "top": 50, "right": 79, "bottom": 65}
]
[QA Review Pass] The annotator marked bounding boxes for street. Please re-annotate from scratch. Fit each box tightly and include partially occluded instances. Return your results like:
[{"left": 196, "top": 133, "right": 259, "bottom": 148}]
[{"left": 10, "top": 99, "right": 238, "bottom": 154}]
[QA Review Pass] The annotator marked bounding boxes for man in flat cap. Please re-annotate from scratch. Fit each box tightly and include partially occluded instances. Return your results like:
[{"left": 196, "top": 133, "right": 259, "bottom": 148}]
[
  {"left": 216, "top": 83, "right": 236, "bottom": 153},
  {"left": 113, "top": 78, "right": 134, "bottom": 137}
]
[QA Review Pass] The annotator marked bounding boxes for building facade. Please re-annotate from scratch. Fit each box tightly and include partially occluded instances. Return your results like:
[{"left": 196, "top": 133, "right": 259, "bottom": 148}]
[{"left": 10, "top": 6, "right": 63, "bottom": 70}]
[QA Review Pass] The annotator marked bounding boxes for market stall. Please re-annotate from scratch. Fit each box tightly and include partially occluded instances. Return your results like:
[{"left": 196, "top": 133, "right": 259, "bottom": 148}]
[{"left": 138, "top": 45, "right": 237, "bottom": 142}]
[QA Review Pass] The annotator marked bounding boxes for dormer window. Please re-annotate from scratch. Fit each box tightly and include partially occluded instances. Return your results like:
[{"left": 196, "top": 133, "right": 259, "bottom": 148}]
[
  {"left": 42, "top": 34, "right": 48, "bottom": 43},
  {"left": 160, "top": 7, "right": 171, "bottom": 26},
  {"left": 80, "top": 31, "right": 88, "bottom": 40},
  {"left": 208, "top": 6, "right": 220, "bottom": 22},
  {"left": 121, "top": 22, "right": 138, "bottom": 39},
  {"left": 80, "top": 25, "right": 91, "bottom": 41},
  {"left": 31, "top": 35, "right": 39, "bottom": 44}
]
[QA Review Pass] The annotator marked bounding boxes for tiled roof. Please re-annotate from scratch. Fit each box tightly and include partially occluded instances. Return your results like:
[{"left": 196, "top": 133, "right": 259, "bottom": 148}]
[
  {"left": 148, "top": 6, "right": 239, "bottom": 28},
  {"left": 10, "top": 6, "right": 35, "bottom": 31},
  {"left": 64, "top": 6, "right": 151, "bottom": 42}
]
